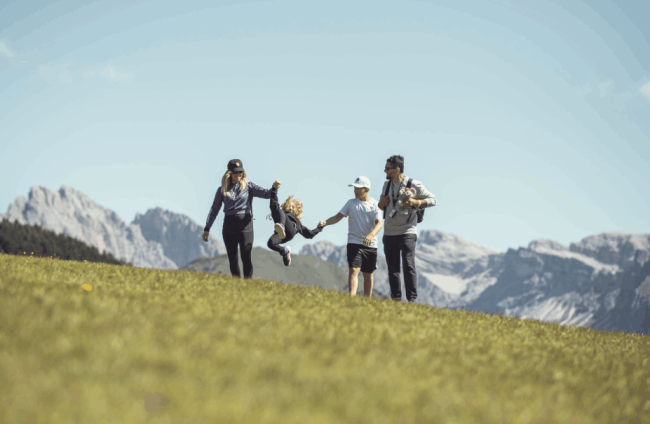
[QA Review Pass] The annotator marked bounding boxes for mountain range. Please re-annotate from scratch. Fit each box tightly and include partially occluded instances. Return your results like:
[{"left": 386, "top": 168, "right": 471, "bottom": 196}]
[
  {"left": 3, "top": 185, "right": 648, "bottom": 334},
  {"left": 0, "top": 185, "right": 225, "bottom": 269},
  {"left": 299, "top": 232, "right": 650, "bottom": 334}
]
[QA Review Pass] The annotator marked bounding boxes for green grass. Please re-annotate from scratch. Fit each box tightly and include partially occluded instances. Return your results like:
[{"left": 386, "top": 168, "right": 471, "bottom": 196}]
[
  {"left": 181, "top": 247, "right": 390, "bottom": 299},
  {"left": 1, "top": 253, "right": 649, "bottom": 424}
]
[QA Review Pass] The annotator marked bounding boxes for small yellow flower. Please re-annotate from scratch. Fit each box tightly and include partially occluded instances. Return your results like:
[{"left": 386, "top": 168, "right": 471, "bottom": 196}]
[
  {"left": 31, "top": 252, "right": 34, "bottom": 255},
  {"left": 23, "top": 252, "right": 26, "bottom": 254},
  {"left": 82, "top": 284, "right": 92, "bottom": 291}
]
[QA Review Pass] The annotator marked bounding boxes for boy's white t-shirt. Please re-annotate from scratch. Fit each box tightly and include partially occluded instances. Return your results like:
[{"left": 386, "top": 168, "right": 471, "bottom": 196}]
[{"left": 339, "top": 197, "right": 382, "bottom": 248}]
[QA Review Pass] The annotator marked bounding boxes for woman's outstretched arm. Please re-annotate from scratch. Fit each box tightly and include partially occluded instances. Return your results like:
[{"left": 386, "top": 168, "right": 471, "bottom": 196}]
[{"left": 248, "top": 180, "right": 281, "bottom": 199}]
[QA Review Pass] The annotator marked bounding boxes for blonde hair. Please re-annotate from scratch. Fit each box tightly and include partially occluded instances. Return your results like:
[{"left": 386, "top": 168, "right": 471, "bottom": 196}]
[
  {"left": 221, "top": 170, "right": 248, "bottom": 197},
  {"left": 281, "top": 196, "right": 303, "bottom": 221}
]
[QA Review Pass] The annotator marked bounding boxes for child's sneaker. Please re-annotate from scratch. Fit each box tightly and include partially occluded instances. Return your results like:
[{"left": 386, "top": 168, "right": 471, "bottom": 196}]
[
  {"left": 275, "top": 223, "right": 286, "bottom": 240},
  {"left": 282, "top": 246, "right": 291, "bottom": 266}
]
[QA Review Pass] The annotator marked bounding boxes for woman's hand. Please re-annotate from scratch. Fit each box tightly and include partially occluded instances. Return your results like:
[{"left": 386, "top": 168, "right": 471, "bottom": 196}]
[
  {"left": 317, "top": 221, "right": 327, "bottom": 228},
  {"left": 202, "top": 231, "right": 209, "bottom": 242},
  {"left": 272, "top": 180, "right": 281, "bottom": 189}
]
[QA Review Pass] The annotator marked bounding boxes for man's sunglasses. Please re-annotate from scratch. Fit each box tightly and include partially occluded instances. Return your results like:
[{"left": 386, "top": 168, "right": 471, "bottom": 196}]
[{"left": 384, "top": 166, "right": 397, "bottom": 171}]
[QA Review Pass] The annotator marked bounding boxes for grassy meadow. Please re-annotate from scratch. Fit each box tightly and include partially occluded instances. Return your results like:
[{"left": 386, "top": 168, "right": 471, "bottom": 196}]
[
  {"left": 1, "top": 252, "right": 649, "bottom": 424},
  {"left": 181, "top": 247, "right": 390, "bottom": 299}
]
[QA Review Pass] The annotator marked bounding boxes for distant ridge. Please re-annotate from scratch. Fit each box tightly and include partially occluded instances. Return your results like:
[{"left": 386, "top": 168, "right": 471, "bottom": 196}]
[
  {"left": 0, "top": 186, "right": 225, "bottom": 269},
  {"left": 133, "top": 207, "right": 226, "bottom": 268},
  {"left": 2, "top": 185, "right": 648, "bottom": 333},
  {"left": 569, "top": 233, "right": 650, "bottom": 267},
  {"left": 301, "top": 231, "right": 650, "bottom": 334}
]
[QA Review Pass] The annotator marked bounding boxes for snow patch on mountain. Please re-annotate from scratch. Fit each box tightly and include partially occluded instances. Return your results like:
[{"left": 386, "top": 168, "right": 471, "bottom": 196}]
[
  {"left": 637, "top": 277, "right": 650, "bottom": 303},
  {"left": 419, "top": 273, "right": 466, "bottom": 295}
]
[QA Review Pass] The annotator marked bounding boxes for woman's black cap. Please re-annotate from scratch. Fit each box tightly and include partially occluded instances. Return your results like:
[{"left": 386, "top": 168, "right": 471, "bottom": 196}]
[{"left": 227, "top": 159, "right": 245, "bottom": 173}]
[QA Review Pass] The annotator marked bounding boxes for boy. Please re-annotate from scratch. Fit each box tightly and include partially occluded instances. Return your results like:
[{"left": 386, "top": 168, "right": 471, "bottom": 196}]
[{"left": 318, "top": 176, "right": 383, "bottom": 297}]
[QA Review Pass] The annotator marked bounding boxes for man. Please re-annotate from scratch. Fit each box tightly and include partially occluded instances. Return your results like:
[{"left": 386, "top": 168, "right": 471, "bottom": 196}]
[
  {"left": 377, "top": 155, "right": 436, "bottom": 302},
  {"left": 318, "top": 176, "right": 383, "bottom": 297}
]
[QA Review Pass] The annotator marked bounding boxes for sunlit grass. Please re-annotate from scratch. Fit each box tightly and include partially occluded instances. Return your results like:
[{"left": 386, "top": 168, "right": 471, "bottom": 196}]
[{"left": 1, "top": 253, "right": 649, "bottom": 424}]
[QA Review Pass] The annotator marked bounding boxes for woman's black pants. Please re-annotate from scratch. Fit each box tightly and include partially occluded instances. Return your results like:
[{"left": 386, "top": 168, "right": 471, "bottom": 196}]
[{"left": 223, "top": 231, "right": 254, "bottom": 278}]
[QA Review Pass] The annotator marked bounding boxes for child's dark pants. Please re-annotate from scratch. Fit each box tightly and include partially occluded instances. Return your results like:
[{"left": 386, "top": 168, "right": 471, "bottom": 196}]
[{"left": 267, "top": 189, "right": 297, "bottom": 254}]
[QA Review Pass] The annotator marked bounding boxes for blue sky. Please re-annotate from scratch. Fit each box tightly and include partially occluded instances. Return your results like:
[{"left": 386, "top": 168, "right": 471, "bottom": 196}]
[{"left": 1, "top": 0, "right": 648, "bottom": 254}]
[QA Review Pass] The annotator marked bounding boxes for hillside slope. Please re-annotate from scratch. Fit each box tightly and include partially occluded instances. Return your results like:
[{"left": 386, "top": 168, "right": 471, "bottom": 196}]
[
  {"left": 1, "top": 253, "right": 648, "bottom": 424},
  {"left": 182, "top": 247, "right": 390, "bottom": 298}
]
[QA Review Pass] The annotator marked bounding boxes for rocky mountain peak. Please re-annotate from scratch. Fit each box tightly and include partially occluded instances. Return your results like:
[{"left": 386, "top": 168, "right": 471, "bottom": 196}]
[
  {"left": 417, "top": 230, "right": 499, "bottom": 261},
  {"left": 2, "top": 185, "right": 225, "bottom": 269},
  {"left": 528, "top": 239, "right": 568, "bottom": 252},
  {"left": 132, "top": 206, "right": 225, "bottom": 268},
  {"left": 569, "top": 232, "right": 650, "bottom": 268}
]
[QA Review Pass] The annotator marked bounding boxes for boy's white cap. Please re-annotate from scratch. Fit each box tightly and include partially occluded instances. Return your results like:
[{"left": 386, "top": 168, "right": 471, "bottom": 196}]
[{"left": 349, "top": 176, "right": 371, "bottom": 189}]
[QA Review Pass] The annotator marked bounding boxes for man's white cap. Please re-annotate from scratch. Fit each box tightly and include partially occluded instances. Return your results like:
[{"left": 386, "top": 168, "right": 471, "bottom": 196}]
[{"left": 349, "top": 176, "right": 371, "bottom": 189}]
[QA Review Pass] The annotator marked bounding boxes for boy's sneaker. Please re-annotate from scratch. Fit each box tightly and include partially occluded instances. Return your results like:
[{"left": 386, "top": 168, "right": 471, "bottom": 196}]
[
  {"left": 282, "top": 246, "right": 291, "bottom": 267},
  {"left": 275, "top": 223, "right": 286, "bottom": 240}
]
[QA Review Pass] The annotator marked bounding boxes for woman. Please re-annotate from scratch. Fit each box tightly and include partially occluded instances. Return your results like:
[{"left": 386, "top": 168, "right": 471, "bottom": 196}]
[
  {"left": 266, "top": 185, "right": 323, "bottom": 266},
  {"left": 202, "top": 159, "right": 280, "bottom": 279}
]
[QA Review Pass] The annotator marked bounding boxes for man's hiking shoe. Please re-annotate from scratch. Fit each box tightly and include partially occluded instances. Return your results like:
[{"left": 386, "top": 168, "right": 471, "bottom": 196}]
[
  {"left": 275, "top": 223, "right": 286, "bottom": 240},
  {"left": 282, "top": 246, "right": 291, "bottom": 266}
]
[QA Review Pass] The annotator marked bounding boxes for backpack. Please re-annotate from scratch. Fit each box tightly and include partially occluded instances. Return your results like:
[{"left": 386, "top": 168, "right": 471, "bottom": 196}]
[{"left": 383, "top": 178, "right": 425, "bottom": 223}]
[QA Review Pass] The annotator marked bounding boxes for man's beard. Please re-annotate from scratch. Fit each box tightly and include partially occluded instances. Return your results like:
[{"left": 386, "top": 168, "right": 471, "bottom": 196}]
[{"left": 385, "top": 174, "right": 392, "bottom": 180}]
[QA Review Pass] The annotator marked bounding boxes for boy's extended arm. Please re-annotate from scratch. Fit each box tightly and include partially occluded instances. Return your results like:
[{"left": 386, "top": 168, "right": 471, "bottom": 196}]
[{"left": 319, "top": 212, "right": 345, "bottom": 228}]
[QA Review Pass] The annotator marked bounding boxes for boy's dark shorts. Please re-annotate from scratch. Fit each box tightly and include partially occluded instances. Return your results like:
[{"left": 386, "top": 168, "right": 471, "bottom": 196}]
[{"left": 347, "top": 243, "right": 378, "bottom": 273}]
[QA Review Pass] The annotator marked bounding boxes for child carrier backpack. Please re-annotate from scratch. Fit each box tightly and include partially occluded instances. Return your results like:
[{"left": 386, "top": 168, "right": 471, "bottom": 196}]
[{"left": 383, "top": 178, "right": 425, "bottom": 223}]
